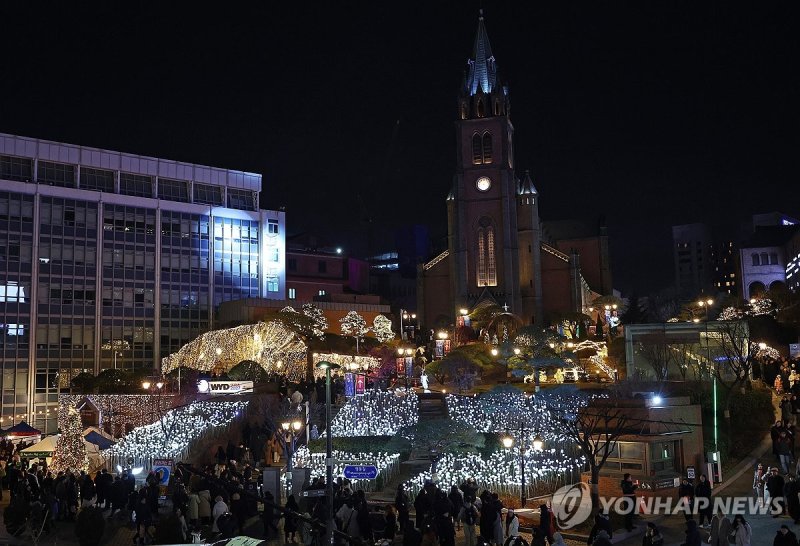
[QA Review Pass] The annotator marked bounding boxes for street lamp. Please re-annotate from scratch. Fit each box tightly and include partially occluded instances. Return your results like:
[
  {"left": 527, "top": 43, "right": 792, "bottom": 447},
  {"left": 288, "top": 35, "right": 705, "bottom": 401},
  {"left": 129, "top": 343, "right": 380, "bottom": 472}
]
[
  {"left": 501, "top": 428, "right": 545, "bottom": 507},
  {"left": 316, "top": 361, "right": 340, "bottom": 546},
  {"left": 400, "top": 309, "right": 417, "bottom": 341},
  {"left": 281, "top": 418, "right": 305, "bottom": 497}
]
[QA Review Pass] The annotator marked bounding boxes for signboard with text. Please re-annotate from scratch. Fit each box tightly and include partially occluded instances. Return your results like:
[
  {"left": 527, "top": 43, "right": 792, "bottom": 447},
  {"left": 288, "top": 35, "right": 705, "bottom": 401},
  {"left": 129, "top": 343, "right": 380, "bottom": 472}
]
[
  {"left": 355, "top": 374, "right": 366, "bottom": 395},
  {"left": 343, "top": 464, "right": 378, "bottom": 480},
  {"left": 197, "top": 380, "right": 254, "bottom": 395},
  {"left": 344, "top": 373, "right": 355, "bottom": 397}
]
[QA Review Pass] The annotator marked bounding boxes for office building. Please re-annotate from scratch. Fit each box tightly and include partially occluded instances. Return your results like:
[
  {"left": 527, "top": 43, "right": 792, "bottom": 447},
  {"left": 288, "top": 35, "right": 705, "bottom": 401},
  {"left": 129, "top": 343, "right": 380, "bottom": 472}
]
[{"left": 0, "top": 133, "right": 285, "bottom": 432}]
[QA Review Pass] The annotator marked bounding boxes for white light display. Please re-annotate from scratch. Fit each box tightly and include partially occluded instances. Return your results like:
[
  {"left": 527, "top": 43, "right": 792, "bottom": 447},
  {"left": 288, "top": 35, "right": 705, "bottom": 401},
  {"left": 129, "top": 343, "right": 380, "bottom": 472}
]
[
  {"left": 311, "top": 353, "right": 379, "bottom": 379},
  {"left": 330, "top": 389, "right": 418, "bottom": 437},
  {"left": 292, "top": 446, "right": 400, "bottom": 492}
]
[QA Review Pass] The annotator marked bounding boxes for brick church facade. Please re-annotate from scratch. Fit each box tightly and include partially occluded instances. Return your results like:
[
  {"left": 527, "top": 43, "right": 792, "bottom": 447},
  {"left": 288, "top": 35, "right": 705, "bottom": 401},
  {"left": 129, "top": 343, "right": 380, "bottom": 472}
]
[{"left": 418, "top": 13, "right": 612, "bottom": 330}]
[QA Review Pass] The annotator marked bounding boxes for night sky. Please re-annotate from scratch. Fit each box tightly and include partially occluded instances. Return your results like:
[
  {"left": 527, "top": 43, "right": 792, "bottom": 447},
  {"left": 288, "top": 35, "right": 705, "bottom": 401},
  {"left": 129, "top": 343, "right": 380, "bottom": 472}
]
[{"left": 1, "top": 3, "right": 797, "bottom": 294}]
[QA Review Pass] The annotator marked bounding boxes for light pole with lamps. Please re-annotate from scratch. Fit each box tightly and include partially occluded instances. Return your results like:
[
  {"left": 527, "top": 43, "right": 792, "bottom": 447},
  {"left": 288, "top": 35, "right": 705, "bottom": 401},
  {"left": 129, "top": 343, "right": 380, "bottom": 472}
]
[
  {"left": 315, "top": 361, "right": 340, "bottom": 546},
  {"left": 281, "top": 418, "right": 304, "bottom": 497},
  {"left": 141, "top": 380, "right": 165, "bottom": 424},
  {"left": 502, "top": 427, "right": 544, "bottom": 507},
  {"left": 400, "top": 309, "right": 417, "bottom": 341}
]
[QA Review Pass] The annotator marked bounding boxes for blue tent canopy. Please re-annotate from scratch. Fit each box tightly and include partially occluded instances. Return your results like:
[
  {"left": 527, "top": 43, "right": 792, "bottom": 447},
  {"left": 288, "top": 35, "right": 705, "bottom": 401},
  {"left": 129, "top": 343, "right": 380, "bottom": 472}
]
[
  {"left": 6, "top": 421, "right": 41, "bottom": 436},
  {"left": 83, "top": 431, "right": 115, "bottom": 450}
]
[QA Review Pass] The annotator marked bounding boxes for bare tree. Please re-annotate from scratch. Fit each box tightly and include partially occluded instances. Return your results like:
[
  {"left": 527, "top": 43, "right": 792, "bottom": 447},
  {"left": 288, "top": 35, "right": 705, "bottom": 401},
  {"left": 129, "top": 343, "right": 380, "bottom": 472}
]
[
  {"left": 635, "top": 332, "right": 674, "bottom": 381},
  {"left": 554, "top": 395, "right": 640, "bottom": 511},
  {"left": 709, "top": 320, "right": 754, "bottom": 436}
]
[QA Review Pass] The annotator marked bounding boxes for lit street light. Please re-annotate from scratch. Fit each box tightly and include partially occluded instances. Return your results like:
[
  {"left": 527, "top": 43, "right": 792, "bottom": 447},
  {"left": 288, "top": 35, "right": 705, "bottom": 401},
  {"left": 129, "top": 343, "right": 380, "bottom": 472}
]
[
  {"left": 501, "top": 427, "right": 545, "bottom": 507},
  {"left": 315, "top": 360, "right": 340, "bottom": 546}
]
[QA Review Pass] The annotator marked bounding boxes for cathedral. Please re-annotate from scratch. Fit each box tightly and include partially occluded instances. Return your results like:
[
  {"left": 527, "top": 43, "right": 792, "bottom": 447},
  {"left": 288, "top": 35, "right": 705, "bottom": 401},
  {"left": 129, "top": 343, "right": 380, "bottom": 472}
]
[{"left": 418, "top": 12, "right": 612, "bottom": 329}]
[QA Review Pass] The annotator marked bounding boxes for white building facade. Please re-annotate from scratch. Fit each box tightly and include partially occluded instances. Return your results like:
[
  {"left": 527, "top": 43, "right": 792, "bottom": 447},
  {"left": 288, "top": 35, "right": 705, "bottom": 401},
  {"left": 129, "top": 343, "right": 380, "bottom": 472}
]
[{"left": 0, "top": 133, "right": 285, "bottom": 432}]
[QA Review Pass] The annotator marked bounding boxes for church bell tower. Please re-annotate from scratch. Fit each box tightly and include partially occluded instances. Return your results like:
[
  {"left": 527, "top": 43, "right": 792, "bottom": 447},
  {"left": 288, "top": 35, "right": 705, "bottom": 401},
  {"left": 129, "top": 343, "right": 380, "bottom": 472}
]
[{"left": 448, "top": 11, "right": 522, "bottom": 317}]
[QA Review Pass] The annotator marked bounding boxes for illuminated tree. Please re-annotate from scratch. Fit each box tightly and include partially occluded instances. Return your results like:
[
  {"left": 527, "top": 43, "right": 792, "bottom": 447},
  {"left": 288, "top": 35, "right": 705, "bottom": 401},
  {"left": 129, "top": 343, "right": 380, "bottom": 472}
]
[
  {"left": 372, "top": 315, "right": 395, "bottom": 343},
  {"left": 340, "top": 311, "right": 369, "bottom": 353},
  {"left": 52, "top": 405, "right": 87, "bottom": 473}
]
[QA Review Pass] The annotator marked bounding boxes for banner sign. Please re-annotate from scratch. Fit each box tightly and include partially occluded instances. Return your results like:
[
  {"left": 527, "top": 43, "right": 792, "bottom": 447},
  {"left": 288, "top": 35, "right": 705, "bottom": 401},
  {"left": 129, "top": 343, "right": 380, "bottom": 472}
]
[
  {"left": 344, "top": 373, "right": 355, "bottom": 397},
  {"left": 396, "top": 358, "right": 405, "bottom": 376},
  {"left": 355, "top": 374, "right": 366, "bottom": 395},
  {"left": 197, "top": 380, "right": 253, "bottom": 395}
]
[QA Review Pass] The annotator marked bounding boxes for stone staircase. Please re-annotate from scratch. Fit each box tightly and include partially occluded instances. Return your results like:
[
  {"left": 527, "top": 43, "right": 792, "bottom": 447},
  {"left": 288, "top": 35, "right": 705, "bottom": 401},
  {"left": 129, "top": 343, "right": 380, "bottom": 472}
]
[{"left": 417, "top": 391, "right": 448, "bottom": 418}]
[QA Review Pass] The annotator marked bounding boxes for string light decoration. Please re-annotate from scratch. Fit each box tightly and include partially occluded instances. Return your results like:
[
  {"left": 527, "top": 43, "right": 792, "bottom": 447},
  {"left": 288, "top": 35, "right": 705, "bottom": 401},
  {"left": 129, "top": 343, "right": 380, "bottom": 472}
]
[
  {"left": 311, "top": 353, "right": 379, "bottom": 379},
  {"left": 340, "top": 311, "right": 369, "bottom": 352},
  {"left": 330, "top": 389, "right": 418, "bottom": 436},
  {"left": 59, "top": 394, "right": 180, "bottom": 433},
  {"left": 372, "top": 315, "right": 395, "bottom": 343},
  {"left": 161, "top": 321, "right": 307, "bottom": 378},
  {"left": 292, "top": 446, "right": 400, "bottom": 492},
  {"left": 279, "top": 304, "right": 328, "bottom": 339},
  {"left": 51, "top": 404, "right": 88, "bottom": 473},
  {"left": 754, "top": 343, "right": 780, "bottom": 361},
  {"left": 103, "top": 400, "right": 247, "bottom": 465}
]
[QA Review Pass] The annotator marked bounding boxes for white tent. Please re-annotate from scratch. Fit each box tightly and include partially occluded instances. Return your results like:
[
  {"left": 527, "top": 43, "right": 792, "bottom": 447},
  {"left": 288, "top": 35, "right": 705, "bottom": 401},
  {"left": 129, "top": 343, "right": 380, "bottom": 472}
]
[{"left": 20, "top": 434, "right": 103, "bottom": 468}]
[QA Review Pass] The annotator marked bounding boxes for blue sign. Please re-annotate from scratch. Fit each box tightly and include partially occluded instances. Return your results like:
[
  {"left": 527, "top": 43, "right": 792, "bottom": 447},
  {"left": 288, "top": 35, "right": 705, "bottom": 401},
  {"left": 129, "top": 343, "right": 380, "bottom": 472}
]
[{"left": 343, "top": 465, "right": 378, "bottom": 480}]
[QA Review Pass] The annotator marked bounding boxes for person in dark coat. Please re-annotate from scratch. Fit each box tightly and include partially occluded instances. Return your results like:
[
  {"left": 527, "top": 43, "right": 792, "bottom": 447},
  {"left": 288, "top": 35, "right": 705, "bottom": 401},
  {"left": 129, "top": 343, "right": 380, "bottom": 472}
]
[
  {"left": 681, "top": 519, "right": 701, "bottom": 546},
  {"left": 434, "top": 490, "right": 455, "bottom": 546},
  {"left": 786, "top": 476, "right": 800, "bottom": 524},
  {"left": 775, "top": 524, "right": 800, "bottom": 546},
  {"left": 678, "top": 479, "right": 695, "bottom": 522},
  {"left": 539, "top": 504, "right": 554, "bottom": 543},
  {"left": 395, "top": 483, "right": 410, "bottom": 532},
  {"left": 694, "top": 475, "right": 712, "bottom": 527},
  {"left": 284, "top": 494, "right": 300, "bottom": 543},
  {"left": 621, "top": 473, "right": 638, "bottom": 530},
  {"left": 587, "top": 512, "right": 612, "bottom": 544},
  {"left": 767, "top": 467, "right": 786, "bottom": 516}
]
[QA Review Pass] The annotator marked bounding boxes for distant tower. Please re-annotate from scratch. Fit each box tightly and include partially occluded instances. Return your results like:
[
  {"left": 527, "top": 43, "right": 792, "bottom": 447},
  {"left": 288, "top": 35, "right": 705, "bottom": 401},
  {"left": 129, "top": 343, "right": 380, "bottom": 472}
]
[
  {"left": 448, "top": 10, "right": 522, "bottom": 317},
  {"left": 517, "top": 170, "right": 543, "bottom": 324}
]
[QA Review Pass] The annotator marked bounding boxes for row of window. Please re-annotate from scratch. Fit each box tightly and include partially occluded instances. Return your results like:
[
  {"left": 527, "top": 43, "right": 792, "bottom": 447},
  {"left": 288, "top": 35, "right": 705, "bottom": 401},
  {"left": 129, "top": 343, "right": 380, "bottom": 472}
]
[
  {"left": 471, "top": 133, "right": 493, "bottom": 165},
  {"left": 751, "top": 252, "right": 779, "bottom": 266},
  {"left": 0, "top": 155, "right": 257, "bottom": 211}
]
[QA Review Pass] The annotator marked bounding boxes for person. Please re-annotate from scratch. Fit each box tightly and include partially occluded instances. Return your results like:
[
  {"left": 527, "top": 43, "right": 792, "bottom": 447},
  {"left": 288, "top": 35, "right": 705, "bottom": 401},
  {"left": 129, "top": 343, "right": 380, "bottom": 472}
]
[
  {"left": 786, "top": 475, "right": 800, "bottom": 524},
  {"left": 681, "top": 519, "right": 701, "bottom": 546},
  {"left": 709, "top": 509, "right": 732, "bottom": 546},
  {"left": 385, "top": 504, "right": 398, "bottom": 541},
  {"left": 134, "top": 495, "right": 153, "bottom": 545},
  {"left": 776, "top": 524, "right": 800, "bottom": 546},
  {"left": 299, "top": 511, "right": 314, "bottom": 546},
  {"left": 285, "top": 495, "right": 300, "bottom": 543},
  {"left": 551, "top": 532, "right": 567, "bottom": 546},
  {"left": 731, "top": 515, "right": 752, "bottom": 546},
  {"left": 211, "top": 495, "right": 228, "bottom": 533},
  {"left": 396, "top": 483, "right": 410, "bottom": 532},
  {"left": 459, "top": 500, "right": 479, "bottom": 546},
  {"left": 539, "top": 503, "right": 555, "bottom": 544},
  {"left": 754, "top": 463, "right": 767, "bottom": 505},
  {"left": 592, "top": 530, "right": 612, "bottom": 546},
  {"left": 621, "top": 473, "right": 638, "bottom": 531},
  {"left": 678, "top": 478, "right": 694, "bottom": 521},
  {"left": 695, "top": 474, "right": 712, "bottom": 528},
  {"left": 767, "top": 467, "right": 786, "bottom": 516},
  {"left": 175, "top": 507, "right": 189, "bottom": 542},
  {"left": 420, "top": 524, "right": 438, "bottom": 546},
  {"left": 310, "top": 425, "right": 320, "bottom": 441},
  {"left": 491, "top": 493, "right": 504, "bottom": 546},
  {"left": 197, "top": 489, "right": 212, "bottom": 525},
  {"left": 642, "top": 522, "right": 663, "bottom": 546},
  {"left": 448, "top": 485, "right": 463, "bottom": 529},
  {"left": 506, "top": 509, "right": 519, "bottom": 541},
  {"left": 777, "top": 431, "right": 794, "bottom": 474},
  {"left": 587, "top": 512, "right": 613, "bottom": 544}
]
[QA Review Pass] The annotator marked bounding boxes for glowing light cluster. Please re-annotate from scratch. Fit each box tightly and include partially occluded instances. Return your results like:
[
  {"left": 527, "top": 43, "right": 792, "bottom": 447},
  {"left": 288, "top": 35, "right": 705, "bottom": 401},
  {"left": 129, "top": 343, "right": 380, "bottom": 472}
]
[
  {"left": 161, "top": 321, "right": 307, "bottom": 378},
  {"left": 405, "top": 448, "right": 585, "bottom": 499},
  {"left": 330, "top": 389, "right": 418, "bottom": 437},
  {"left": 311, "top": 353, "right": 379, "bottom": 379},
  {"left": 51, "top": 404, "right": 88, "bottom": 473},
  {"left": 292, "top": 445, "right": 400, "bottom": 492},
  {"left": 104, "top": 400, "right": 247, "bottom": 463},
  {"left": 60, "top": 394, "right": 179, "bottom": 432}
]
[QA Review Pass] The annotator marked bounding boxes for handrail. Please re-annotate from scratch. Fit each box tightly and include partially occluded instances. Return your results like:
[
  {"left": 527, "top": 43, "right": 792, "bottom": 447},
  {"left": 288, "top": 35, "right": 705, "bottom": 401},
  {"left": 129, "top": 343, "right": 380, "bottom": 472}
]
[{"left": 424, "top": 249, "right": 449, "bottom": 270}]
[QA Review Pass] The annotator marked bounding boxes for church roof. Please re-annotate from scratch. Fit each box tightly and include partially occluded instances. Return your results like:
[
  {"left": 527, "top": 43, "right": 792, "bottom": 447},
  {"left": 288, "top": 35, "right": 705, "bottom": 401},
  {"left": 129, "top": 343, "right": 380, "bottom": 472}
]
[
  {"left": 518, "top": 170, "right": 538, "bottom": 195},
  {"left": 464, "top": 10, "right": 498, "bottom": 96}
]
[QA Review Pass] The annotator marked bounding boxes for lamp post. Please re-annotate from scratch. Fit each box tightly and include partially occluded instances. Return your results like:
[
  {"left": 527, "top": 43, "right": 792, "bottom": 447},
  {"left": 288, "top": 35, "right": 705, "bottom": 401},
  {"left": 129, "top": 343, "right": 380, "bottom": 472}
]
[
  {"left": 316, "top": 361, "right": 340, "bottom": 546},
  {"left": 400, "top": 309, "right": 417, "bottom": 341},
  {"left": 281, "top": 418, "right": 304, "bottom": 498},
  {"left": 502, "top": 427, "right": 544, "bottom": 507}
]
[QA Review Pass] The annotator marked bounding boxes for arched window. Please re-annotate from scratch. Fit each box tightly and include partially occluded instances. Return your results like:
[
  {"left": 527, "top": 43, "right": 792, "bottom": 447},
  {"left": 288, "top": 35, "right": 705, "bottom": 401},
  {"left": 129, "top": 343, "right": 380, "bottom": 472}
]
[
  {"left": 749, "top": 281, "right": 766, "bottom": 298},
  {"left": 477, "top": 99, "right": 484, "bottom": 118},
  {"left": 770, "top": 253, "right": 778, "bottom": 265},
  {"left": 760, "top": 252, "right": 769, "bottom": 265},
  {"left": 476, "top": 228, "right": 487, "bottom": 287},
  {"left": 494, "top": 100, "right": 501, "bottom": 116},
  {"left": 482, "top": 133, "right": 493, "bottom": 164},
  {"left": 486, "top": 226, "right": 497, "bottom": 286},
  {"left": 472, "top": 134, "right": 482, "bottom": 164},
  {"left": 752, "top": 253, "right": 760, "bottom": 266}
]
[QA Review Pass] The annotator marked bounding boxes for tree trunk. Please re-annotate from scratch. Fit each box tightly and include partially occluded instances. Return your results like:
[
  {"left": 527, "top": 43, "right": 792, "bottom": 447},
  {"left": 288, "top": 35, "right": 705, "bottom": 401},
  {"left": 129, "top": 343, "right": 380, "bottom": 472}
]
[{"left": 590, "top": 466, "right": 601, "bottom": 512}]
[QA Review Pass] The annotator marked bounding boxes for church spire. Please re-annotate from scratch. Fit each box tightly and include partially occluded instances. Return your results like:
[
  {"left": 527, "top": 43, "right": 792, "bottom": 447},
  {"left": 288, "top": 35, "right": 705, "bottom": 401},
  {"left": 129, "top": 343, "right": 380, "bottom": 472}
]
[{"left": 464, "top": 9, "right": 498, "bottom": 96}]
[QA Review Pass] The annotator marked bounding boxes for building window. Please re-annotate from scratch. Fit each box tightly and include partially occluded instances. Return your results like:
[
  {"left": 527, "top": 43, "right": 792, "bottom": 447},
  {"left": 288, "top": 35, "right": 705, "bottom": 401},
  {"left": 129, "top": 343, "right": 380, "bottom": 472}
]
[
  {"left": 770, "top": 253, "right": 778, "bottom": 265},
  {"left": 267, "top": 278, "right": 279, "bottom": 292},
  {"left": 477, "top": 229, "right": 487, "bottom": 287},
  {"left": 0, "top": 155, "right": 33, "bottom": 182},
  {"left": 227, "top": 188, "right": 256, "bottom": 211},
  {"left": 486, "top": 226, "right": 497, "bottom": 286},
  {"left": 494, "top": 100, "right": 501, "bottom": 116},
  {"left": 318, "top": 261, "right": 327, "bottom": 273},
  {"left": 472, "top": 134, "right": 482, "bottom": 164},
  {"left": 761, "top": 252, "right": 769, "bottom": 266},
  {"left": 318, "top": 289, "right": 326, "bottom": 296},
  {"left": 158, "top": 179, "right": 190, "bottom": 203},
  {"left": 38, "top": 160, "right": 76, "bottom": 187},
  {"left": 193, "top": 183, "right": 224, "bottom": 206},
  {"left": 270, "top": 247, "right": 279, "bottom": 262},
  {"left": 268, "top": 220, "right": 279, "bottom": 235},
  {"left": 477, "top": 99, "right": 484, "bottom": 118},
  {"left": 752, "top": 253, "right": 760, "bottom": 266},
  {"left": 482, "top": 133, "right": 493, "bottom": 164},
  {"left": 119, "top": 173, "right": 153, "bottom": 198},
  {"left": 80, "top": 167, "right": 115, "bottom": 192},
  {"left": 288, "top": 288, "right": 296, "bottom": 300}
]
